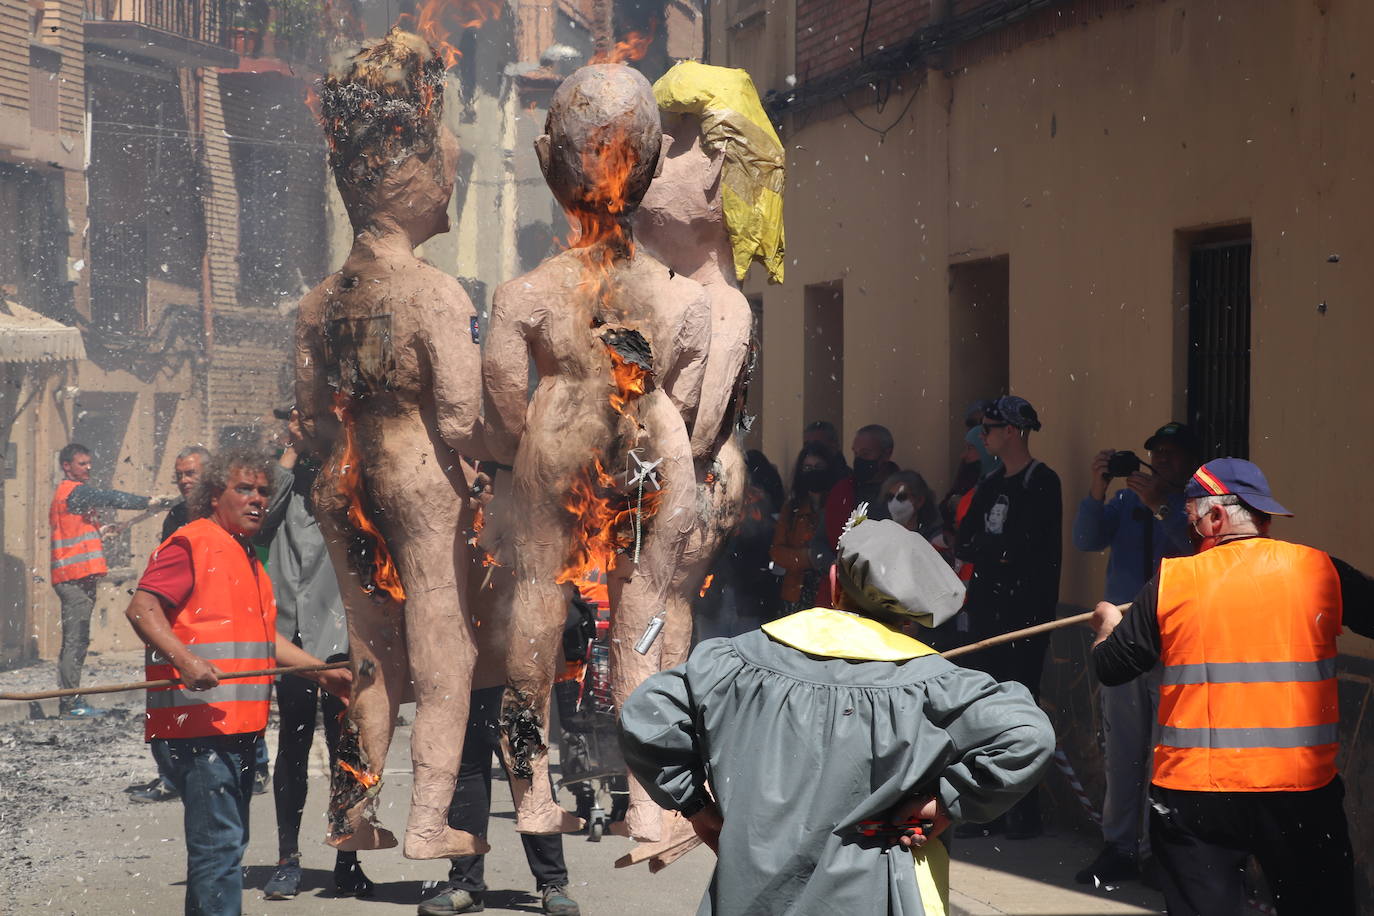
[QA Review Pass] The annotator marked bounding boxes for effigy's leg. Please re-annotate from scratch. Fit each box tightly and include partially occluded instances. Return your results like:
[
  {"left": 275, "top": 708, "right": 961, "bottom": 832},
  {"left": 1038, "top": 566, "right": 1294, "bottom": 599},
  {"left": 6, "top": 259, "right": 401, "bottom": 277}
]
[
  {"left": 609, "top": 396, "right": 698, "bottom": 843},
  {"left": 398, "top": 528, "right": 489, "bottom": 859},
  {"left": 320, "top": 518, "right": 404, "bottom": 852}
]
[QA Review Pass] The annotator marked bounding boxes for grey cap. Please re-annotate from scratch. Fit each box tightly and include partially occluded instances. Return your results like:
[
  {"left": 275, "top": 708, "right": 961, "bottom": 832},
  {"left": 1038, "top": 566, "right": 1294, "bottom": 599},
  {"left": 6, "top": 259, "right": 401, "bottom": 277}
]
[{"left": 835, "top": 518, "right": 965, "bottom": 629}]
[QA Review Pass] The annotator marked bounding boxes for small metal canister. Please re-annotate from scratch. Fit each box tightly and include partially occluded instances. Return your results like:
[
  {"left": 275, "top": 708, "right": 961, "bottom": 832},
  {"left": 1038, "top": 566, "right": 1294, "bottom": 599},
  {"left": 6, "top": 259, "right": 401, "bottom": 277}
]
[{"left": 633, "top": 611, "right": 667, "bottom": 655}]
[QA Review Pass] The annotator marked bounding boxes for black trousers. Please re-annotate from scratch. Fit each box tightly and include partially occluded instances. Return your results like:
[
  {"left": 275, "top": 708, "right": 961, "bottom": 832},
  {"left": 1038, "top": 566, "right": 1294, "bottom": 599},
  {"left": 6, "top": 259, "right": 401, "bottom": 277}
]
[
  {"left": 1150, "top": 778, "right": 1356, "bottom": 916},
  {"left": 962, "top": 634, "right": 1049, "bottom": 831},
  {"left": 274, "top": 671, "right": 353, "bottom": 862},
  {"left": 446, "top": 686, "right": 568, "bottom": 892}
]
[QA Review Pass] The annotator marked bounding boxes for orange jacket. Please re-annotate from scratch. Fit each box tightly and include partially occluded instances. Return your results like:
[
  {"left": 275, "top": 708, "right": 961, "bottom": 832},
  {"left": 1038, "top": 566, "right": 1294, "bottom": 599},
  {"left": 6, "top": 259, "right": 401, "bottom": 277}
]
[
  {"left": 49, "top": 479, "right": 108, "bottom": 583},
  {"left": 770, "top": 498, "right": 821, "bottom": 604},
  {"left": 144, "top": 518, "right": 277, "bottom": 740},
  {"left": 1153, "top": 538, "right": 1342, "bottom": 792}
]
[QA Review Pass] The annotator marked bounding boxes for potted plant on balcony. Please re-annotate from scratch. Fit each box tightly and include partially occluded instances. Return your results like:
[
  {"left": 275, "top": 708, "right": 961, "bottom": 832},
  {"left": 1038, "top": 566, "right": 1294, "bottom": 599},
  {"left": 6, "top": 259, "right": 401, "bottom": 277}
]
[{"left": 228, "top": 0, "right": 271, "bottom": 58}]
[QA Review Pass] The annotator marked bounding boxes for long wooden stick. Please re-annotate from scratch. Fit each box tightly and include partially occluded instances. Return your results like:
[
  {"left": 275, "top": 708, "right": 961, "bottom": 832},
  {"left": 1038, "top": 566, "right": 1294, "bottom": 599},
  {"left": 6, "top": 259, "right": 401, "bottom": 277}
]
[
  {"left": 2, "top": 611, "right": 1104, "bottom": 701},
  {"left": 0, "top": 661, "right": 350, "bottom": 702},
  {"left": 940, "top": 611, "right": 1095, "bottom": 660}
]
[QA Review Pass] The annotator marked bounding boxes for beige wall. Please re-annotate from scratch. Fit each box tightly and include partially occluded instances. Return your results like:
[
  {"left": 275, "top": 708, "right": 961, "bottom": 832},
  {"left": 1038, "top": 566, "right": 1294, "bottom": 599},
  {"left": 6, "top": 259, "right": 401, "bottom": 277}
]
[{"left": 742, "top": 1, "right": 1374, "bottom": 656}]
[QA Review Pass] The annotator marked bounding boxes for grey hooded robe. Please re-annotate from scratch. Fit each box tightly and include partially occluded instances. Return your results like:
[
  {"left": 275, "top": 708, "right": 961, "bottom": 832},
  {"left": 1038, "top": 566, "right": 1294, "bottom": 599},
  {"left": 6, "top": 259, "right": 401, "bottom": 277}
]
[{"left": 619, "top": 629, "right": 1055, "bottom": 915}]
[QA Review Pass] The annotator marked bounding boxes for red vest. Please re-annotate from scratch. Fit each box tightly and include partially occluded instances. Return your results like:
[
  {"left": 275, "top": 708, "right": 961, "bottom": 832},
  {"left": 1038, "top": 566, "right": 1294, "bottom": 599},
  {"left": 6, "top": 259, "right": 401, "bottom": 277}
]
[
  {"left": 144, "top": 518, "right": 276, "bottom": 740},
  {"left": 49, "top": 479, "right": 108, "bottom": 583},
  {"left": 1154, "top": 538, "right": 1342, "bottom": 792}
]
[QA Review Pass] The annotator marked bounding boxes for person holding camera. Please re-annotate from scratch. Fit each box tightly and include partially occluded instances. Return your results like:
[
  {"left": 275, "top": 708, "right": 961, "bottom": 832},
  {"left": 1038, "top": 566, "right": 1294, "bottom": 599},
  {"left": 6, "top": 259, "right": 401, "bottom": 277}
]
[{"left": 1071, "top": 422, "right": 1199, "bottom": 885}]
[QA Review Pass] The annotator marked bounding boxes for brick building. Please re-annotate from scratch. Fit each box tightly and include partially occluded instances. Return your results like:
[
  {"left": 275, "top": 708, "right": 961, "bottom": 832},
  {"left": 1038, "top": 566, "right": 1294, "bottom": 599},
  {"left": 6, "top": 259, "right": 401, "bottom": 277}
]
[{"left": 0, "top": 0, "right": 331, "bottom": 667}]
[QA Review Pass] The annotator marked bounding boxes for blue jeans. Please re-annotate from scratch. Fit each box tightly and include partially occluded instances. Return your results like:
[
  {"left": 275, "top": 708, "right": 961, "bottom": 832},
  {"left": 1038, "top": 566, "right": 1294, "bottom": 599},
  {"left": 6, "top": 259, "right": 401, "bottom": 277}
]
[{"left": 159, "top": 734, "right": 257, "bottom": 916}]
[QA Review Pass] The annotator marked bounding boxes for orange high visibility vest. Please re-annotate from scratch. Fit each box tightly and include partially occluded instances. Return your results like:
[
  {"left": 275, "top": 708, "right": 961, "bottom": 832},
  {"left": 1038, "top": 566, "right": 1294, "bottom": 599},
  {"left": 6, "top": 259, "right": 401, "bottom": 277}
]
[
  {"left": 1153, "top": 538, "right": 1342, "bottom": 792},
  {"left": 143, "top": 518, "right": 276, "bottom": 741},
  {"left": 49, "top": 479, "right": 108, "bottom": 583}
]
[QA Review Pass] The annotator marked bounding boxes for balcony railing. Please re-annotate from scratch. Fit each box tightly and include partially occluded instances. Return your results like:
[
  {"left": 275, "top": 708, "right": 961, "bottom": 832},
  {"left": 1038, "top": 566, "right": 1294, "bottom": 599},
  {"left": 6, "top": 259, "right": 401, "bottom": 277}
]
[{"left": 85, "top": 0, "right": 235, "bottom": 50}]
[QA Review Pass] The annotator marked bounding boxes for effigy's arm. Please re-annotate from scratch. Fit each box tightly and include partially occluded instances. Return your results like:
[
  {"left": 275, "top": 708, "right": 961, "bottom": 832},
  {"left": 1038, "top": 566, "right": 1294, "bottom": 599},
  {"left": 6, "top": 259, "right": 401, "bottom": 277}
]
[
  {"left": 421, "top": 278, "right": 488, "bottom": 459},
  {"left": 480, "top": 286, "right": 530, "bottom": 466},
  {"left": 294, "top": 284, "right": 338, "bottom": 458},
  {"left": 688, "top": 290, "right": 751, "bottom": 461}
]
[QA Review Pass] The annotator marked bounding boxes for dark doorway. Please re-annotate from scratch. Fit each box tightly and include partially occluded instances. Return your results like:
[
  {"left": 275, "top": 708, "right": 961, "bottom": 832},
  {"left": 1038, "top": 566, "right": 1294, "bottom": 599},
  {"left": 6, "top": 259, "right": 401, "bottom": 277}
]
[{"left": 803, "top": 281, "right": 843, "bottom": 439}]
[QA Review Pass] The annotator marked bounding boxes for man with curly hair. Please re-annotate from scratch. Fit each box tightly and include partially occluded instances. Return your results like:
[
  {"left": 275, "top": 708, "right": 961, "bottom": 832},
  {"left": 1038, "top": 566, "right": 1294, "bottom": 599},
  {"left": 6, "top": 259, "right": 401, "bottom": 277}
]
[{"left": 125, "top": 448, "right": 351, "bottom": 916}]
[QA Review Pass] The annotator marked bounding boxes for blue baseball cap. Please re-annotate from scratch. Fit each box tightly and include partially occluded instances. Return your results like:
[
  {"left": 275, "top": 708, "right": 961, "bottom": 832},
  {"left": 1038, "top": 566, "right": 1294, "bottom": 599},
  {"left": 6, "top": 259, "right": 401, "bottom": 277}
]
[{"left": 1185, "top": 458, "right": 1292, "bottom": 517}]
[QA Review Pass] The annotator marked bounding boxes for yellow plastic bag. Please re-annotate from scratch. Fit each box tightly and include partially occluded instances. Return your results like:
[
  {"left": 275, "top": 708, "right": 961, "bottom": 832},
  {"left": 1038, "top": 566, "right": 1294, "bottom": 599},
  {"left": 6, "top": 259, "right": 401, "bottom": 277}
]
[{"left": 653, "top": 61, "right": 786, "bottom": 284}]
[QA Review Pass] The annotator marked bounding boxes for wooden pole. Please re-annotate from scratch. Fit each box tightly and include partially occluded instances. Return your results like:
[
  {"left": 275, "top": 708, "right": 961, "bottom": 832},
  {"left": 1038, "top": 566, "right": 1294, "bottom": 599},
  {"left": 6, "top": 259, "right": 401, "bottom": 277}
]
[
  {"left": 2, "top": 611, "right": 1109, "bottom": 701},
  {"left": 0, "top": 661, "right": 350, "bottom": 702},
  {"left": 940, "top": 611, "right": 1095, "bottom": 660}
]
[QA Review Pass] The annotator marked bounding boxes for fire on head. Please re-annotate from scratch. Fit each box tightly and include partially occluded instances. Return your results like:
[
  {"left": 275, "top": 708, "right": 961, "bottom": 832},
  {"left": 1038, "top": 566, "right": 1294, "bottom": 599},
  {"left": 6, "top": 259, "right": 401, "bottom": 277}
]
[
  {"left": 318, "top": 28, "right": 453, "bottom": 229},
  {"left": 537, "top": 64, "right": 664, "bottom": 249}
]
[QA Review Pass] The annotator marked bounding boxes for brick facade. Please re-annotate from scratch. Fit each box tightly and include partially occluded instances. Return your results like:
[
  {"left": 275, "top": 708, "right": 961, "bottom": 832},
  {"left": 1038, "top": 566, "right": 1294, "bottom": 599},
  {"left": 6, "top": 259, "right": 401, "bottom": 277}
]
[{"left": 795, "top": 0, "right": 931, "bottom": 84}]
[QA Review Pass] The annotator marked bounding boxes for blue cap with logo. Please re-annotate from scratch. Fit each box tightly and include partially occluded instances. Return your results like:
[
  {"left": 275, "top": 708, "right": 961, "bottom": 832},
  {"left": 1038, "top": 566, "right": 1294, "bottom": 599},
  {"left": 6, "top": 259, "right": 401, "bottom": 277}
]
[{"left": 1185, "top": 458, "right": 1293, "bottom": 517}]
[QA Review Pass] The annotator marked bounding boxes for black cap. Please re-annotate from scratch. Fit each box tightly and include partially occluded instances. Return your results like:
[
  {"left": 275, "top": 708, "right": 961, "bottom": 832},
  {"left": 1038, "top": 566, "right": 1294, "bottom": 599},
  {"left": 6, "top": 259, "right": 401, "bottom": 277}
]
[
  {"left": 1144, "top": 422, "right": 1201, "bottom": 454},
  {"left": 985, "top": 395, "right": 1041, "bottom": 431}
]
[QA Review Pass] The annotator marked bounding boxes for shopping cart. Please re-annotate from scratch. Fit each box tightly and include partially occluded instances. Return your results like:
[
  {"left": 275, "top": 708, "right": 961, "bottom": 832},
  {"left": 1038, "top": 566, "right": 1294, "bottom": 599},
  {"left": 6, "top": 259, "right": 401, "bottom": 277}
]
[{"left": 555, "top": 573, "right": 629, "bottom": 841}]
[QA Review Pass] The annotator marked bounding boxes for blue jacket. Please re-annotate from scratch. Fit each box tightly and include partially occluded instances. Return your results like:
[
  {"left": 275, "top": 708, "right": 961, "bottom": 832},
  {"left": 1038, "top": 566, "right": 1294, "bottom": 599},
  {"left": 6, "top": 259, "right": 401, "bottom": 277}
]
[{"left": 1073, "top": 489, "right": 1192, "bottom": 604}]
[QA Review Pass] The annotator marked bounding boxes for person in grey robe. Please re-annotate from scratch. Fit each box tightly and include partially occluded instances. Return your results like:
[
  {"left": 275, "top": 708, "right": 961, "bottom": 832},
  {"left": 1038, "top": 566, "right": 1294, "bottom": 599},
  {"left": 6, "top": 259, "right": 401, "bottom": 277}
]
[
  {"left": 620, "top": 516, "right": 1055, "bottom": 915},
  {"left": 257, "top": 406, "right": 372, "bottom": 900}
]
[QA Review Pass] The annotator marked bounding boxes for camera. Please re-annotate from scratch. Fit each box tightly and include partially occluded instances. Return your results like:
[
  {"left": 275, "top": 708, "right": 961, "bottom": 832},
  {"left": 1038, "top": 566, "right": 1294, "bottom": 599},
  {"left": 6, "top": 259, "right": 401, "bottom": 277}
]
[{"left": 1105, "top": 450, "right": 1143, "bottom": 479}]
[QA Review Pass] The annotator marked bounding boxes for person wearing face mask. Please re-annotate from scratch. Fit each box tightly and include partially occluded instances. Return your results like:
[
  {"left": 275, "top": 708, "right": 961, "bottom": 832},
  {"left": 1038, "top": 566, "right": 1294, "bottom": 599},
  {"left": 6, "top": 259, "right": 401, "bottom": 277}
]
[
  {"left": 879, "top": 471, "right": 941, "bottom": 542},
  {"left": 824, "top": 425, "right": 901, "bottom": 547},
  {"left": 1091, "top": 459, "right": 1374, "bottom": 916},
  {"left": 770, "top": 444, "right": 836, "bottom": 614}
]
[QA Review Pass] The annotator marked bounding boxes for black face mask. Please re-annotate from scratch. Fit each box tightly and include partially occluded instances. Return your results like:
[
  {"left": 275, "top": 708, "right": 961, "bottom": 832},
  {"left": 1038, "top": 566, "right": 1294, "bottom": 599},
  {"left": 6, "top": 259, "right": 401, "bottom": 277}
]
[
  {"left": 797, "top": 469, "right": 829, "bottom": 493},
  {"left": 853, "top": 457, "right": 881, "bottom": 481}
]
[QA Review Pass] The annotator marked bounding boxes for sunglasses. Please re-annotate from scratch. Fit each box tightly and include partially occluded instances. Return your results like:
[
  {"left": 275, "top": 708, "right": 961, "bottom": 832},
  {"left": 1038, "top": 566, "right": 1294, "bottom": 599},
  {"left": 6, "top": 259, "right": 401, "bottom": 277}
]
[
  {"left": 981, "top": 422, "right": 1009, "bottom": 432},
  {"left": 886, "top": 490, "right": 914, "bottom": 503}
]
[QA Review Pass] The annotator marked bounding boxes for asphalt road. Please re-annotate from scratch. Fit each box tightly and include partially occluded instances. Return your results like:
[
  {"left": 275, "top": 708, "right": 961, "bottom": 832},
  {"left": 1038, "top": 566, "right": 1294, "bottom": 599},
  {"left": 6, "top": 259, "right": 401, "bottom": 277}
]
[
  {"left": 1, "top": 652, "right": 1184, "bottom": 916},
  {"left": 9, "top": 722, "right": 717, "bottom": 916}
]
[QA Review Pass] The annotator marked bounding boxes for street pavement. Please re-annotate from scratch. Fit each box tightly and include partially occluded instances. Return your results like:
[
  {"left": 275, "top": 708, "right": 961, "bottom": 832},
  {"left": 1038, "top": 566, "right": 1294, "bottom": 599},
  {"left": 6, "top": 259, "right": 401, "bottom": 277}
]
[{"left": 4, "top": 653, "right": 1263, "bottom": 914}]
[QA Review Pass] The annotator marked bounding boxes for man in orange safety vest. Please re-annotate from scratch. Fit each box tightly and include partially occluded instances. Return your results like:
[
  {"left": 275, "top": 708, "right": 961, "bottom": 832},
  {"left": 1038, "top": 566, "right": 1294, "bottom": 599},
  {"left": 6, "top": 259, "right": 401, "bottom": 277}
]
[
  {"left": 1091, "top": 458, "right": 1374, "bottom": 916},
  {"left": 49, "top": 442, "right": 171, "bottom": 717}
]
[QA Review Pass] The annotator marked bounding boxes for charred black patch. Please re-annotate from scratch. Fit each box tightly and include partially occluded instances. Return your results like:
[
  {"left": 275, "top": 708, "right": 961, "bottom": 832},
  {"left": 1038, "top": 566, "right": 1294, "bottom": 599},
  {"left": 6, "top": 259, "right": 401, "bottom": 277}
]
[
  {"left": 500, "top": 687, "right": 546, "bottom": 781},
  {"left": 329, "top": 714, "right": 381, "bottom": 838},
  {"left": 600, "top": 326, "right": 653, "bottom": 372}
]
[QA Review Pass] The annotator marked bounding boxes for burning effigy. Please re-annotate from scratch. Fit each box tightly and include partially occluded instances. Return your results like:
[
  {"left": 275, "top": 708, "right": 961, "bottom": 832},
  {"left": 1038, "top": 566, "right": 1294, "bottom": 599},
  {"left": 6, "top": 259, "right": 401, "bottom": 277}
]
[
  {"left": 608, "top": 60, "right": 788, "bottom": 867},
  {"left": 481, "top": 62, "right": 712, "bottom": 839},
  {"left": 295, "top": 28, "right": 491, "bottom": 860}
]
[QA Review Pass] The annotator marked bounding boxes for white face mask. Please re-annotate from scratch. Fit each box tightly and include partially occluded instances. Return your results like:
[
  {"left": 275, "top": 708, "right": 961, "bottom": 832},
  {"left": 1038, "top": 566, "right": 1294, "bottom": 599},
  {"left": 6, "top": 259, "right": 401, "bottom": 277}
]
[{"left": 888, "top": 496, "right": 916, "bottom": 526}]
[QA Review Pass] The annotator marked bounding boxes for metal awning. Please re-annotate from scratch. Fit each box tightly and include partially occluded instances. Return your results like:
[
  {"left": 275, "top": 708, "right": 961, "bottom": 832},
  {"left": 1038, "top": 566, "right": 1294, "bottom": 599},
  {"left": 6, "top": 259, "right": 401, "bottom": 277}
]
[{"left": 0, "top": 299, "right": 86, "bottom": 364}]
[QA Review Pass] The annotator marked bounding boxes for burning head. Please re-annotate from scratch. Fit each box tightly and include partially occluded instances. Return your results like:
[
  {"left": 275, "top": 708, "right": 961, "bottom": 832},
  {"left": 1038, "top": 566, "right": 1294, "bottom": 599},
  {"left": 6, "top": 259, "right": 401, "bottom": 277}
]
[
  {"left": 537, "top": 64, "right": 664, "bottom": 251},
  {"left": 319, "top": 28, "right": 457, "bottom": 238}
]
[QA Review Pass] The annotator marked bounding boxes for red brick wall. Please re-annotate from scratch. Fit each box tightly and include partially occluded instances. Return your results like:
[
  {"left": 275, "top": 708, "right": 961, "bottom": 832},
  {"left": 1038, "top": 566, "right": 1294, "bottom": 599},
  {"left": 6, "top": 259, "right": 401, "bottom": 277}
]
[{"left": 795, "top": 0, "right": 931, "bottom": 84}]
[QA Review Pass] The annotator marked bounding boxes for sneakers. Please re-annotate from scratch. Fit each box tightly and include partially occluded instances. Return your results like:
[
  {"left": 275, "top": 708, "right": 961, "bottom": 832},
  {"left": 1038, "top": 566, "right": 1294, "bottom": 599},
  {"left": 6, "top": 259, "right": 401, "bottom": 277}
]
[
  {"left": 253, "top": 766, "right": 270, "bottom": 796},
  {"left": 417, "top": 886, "right": 483, "bottom": 915},
  {"left": 1074, "top": 845, "right": 1140, "bottom": 885},
  {"left": 334, "top": 857, "right": 375, "bottom": 898},
  {"left": 541, "top": 885, "right": 581, "bottom": 916},
  {"left": 129, "top": 777, "right": 178, "bottom": 803},
  {"left": 59, "top": 702, "right": 107, "bottom": 719},
  {"left": 263, "top": 857, "right": 302, "bottom": 900}
]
